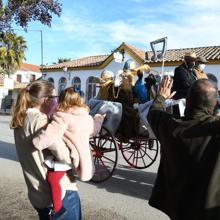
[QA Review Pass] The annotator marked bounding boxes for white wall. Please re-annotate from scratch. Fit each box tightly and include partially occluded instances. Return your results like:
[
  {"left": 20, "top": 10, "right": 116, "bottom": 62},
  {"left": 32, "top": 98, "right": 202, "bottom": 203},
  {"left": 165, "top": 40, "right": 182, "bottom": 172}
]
[
  {"left": 1, "top": 69, "right": 42, "bottom": 92},
  {"left": 44, "top": 70, "right": 99, "bottom": 94},
  {"left": 204, "top": 64, "right": 220, "bottom": 88},
  {"left": 15, "top": 70, "right": 42, "bottom": 83},
  {"left": 3, "top": 75, "right": 14, "bottom": 89},
  {"left": 0, "top": 69, "right": 42, "bottom": 111},
  {"left": 44, "top": 53, "right": 139, "bottom": 95}
]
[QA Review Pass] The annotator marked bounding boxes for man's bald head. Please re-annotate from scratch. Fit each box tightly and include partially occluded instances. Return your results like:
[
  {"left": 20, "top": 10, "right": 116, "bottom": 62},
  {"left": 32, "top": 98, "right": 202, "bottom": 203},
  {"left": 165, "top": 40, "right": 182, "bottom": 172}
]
[{"left": 185, "top": 79, "right": 218, "bottom": 115}]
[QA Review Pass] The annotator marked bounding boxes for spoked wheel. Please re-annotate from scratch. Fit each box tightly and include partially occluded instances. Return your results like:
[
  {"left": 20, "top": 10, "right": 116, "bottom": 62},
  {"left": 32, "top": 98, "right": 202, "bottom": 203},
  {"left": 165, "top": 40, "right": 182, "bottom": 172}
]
[
  {"left": 119, "top": 138, "right": 159, "bottom": 169},
  {"left": 89, "top": 127, "right": 118, "bottom": 183}
]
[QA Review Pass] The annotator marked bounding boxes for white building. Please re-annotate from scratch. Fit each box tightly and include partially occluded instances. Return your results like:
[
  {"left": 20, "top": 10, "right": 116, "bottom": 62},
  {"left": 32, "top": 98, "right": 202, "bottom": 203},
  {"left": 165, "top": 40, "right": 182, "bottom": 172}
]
[
  {"left": 41, "top": 42, "right": 220, "bottom": 102},
  {"left": 0, "top": 63, "right": 41, "bottom": 112}
]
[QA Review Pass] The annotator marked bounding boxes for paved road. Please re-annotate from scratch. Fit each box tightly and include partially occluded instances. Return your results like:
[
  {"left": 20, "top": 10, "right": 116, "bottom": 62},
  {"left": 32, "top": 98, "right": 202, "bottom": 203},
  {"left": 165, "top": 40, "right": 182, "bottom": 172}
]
[{"left": 0, "top": 115, "right": 170, "bottom": 220}]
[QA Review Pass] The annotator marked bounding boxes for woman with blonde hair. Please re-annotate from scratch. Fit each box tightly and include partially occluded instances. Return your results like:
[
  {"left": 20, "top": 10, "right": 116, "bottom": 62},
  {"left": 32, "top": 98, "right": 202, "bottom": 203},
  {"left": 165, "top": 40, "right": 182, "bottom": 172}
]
[
  {"left": 32, "top": 86, "right": 105, "bottom": 219},
  {"left": 11, "top": 80, "right": 84, "bottom": 220}
]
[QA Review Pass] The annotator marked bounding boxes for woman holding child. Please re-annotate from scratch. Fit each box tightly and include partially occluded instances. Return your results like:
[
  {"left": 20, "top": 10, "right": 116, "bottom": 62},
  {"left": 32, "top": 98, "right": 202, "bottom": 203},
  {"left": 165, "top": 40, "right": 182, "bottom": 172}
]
[{"left": 11, "top": 80, "right": 104, "bottom": 220}]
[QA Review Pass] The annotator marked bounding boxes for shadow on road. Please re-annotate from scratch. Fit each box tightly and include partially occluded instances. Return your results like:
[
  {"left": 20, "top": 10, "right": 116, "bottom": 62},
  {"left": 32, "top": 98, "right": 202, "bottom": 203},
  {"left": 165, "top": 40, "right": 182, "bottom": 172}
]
[
  {"left": 87, "top": 164, "right": 157, "bottom": 200},
  {"left": 0, "top": 141, "right": 18, "bottom": 162}
]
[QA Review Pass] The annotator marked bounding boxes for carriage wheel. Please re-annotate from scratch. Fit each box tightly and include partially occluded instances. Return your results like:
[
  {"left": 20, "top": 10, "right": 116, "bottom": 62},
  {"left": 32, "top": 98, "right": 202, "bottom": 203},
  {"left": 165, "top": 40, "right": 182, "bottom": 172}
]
[
  {"left": 89, "top": 127, "right": 118, "bottom": 183},
  {"left": 119, "top": 138, "right": 159, "bottom": 169}
]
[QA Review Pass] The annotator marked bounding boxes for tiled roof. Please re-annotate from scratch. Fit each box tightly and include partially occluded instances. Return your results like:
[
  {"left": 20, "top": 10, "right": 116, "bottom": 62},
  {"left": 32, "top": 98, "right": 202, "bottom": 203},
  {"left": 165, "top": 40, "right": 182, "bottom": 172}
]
[
  {"left": 19, "top": 63, "right": 41, "bottom": 72},
  {"left": 129, "top": 45, "right": 220, "bottom": 63},
  {"left": 42, "top": 43, "right": 220, "bottom": 71},
  {"left": 42, "top": 55, "right": 109, "bottom": 70}
]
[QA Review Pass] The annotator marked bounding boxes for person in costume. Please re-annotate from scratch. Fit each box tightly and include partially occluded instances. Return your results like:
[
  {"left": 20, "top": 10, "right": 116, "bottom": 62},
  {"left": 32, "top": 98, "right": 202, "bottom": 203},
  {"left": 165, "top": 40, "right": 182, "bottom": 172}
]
[
  {"left": 144, "top": 74, "right": 158, "bottom": 100},
  {"left": 133, "top": 66, "right": 151, "bottom": 104},
  {"left": 96, "top": 70, "right": 114, "bottom": 100},
  {"left": 108, "top": 60, "right": 138, "bottom": 139}
]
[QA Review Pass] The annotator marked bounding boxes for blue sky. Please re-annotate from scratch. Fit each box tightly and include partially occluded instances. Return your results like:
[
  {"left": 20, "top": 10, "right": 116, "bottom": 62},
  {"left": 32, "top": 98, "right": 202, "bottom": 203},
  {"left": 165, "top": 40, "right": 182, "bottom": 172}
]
[{"left": 14, "top": 0, "right": 220, "bottom": 65}]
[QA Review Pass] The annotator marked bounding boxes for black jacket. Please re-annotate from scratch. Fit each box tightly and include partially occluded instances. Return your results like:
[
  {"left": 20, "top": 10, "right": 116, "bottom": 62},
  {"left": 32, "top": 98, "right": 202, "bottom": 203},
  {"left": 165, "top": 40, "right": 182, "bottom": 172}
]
[
  {"left": 148, "top": 95, "right": 220, "bottom": 220},
  {"left": 173, "top": 63, "right": 197, "bottom": 99}
]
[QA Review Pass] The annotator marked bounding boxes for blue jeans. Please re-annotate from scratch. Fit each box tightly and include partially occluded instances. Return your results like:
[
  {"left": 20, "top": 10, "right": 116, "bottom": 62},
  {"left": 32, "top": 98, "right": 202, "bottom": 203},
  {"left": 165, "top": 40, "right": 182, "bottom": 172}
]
[{"left": 35, "top": 190, "right": 81, "bottom": 220}]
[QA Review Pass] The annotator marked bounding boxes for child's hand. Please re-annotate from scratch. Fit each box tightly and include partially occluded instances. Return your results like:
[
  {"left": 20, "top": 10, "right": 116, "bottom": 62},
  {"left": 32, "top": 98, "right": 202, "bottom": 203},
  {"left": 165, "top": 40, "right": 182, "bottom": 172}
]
[
  {"left": 133, "top": 103, "right": 139, "bottom": 109},
  {"left": 94, "top": 113, "right": 106, "bottom": 120}
]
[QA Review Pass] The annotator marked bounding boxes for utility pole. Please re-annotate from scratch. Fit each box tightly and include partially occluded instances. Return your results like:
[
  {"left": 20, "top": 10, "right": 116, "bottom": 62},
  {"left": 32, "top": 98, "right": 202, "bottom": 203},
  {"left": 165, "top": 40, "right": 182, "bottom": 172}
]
[
  {"left": 14, "top": 29, "right": 44, "bottom": 66},
  {"left": 40, "top": 30, "right": 43, "bottom": 66}
]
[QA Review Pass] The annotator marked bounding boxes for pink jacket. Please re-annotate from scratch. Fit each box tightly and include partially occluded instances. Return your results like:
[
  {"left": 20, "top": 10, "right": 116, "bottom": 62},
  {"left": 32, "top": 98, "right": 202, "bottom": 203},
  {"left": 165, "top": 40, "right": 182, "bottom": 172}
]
[{"left": 33, "top": 107, "right": 104, "bottom": 181}]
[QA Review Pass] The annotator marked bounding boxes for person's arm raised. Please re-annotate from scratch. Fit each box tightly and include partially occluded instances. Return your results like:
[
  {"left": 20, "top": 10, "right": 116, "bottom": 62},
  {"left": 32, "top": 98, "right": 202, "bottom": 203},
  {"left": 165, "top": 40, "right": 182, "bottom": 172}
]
[
  {"left": 158, "top": 76, "right": 176, "bottom": 99},
  {"left": 147, "top": 77, "right": 176, "bottom": 136},
  {"left": 149, "top": 76, "right": 176, "bottom": 111}
]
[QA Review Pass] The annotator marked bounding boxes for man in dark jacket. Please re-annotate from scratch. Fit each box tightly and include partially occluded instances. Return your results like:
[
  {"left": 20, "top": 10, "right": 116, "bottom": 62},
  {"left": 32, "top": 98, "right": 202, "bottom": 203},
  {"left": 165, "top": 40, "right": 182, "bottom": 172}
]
[
  {"left": 172, "top": 51, "right": 197, "bottom": 99},
  {"left": 148, "top": 77, "right": 220, "bottom": 220}
]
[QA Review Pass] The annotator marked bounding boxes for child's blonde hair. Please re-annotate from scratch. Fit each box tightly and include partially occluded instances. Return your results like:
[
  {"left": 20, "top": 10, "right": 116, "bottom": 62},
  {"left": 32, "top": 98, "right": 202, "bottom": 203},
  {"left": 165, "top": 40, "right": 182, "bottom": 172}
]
[
  {"left": 10, "top": 80, "right": 54, "bottom": 128},
  {"left": 56, "top": 87, "right": 88, "bottom": 112}
]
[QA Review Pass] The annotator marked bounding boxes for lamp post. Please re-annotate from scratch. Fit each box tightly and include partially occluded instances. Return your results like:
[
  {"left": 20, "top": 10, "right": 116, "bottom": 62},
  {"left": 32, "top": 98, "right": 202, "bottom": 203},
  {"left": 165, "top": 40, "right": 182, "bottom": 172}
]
[
  {"left": 40, "top": 30, "right": 43, "bottom": 66},
  {"left": 14, "top": 29, "right": 44, "bottom": 66}
]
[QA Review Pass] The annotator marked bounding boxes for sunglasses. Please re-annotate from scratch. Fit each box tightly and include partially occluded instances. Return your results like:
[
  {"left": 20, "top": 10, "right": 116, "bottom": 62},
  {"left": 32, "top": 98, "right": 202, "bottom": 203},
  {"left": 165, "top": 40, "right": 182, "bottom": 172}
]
[{"left": 48, "top": 95, "right": 59, "bottom": 99}]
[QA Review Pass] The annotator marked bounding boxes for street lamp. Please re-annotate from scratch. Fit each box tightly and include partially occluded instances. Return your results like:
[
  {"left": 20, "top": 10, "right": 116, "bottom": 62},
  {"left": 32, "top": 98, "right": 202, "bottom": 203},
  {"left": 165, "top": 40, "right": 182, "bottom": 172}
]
[{"left": 14, "top": 29, "right": 44, "bottom": 66}]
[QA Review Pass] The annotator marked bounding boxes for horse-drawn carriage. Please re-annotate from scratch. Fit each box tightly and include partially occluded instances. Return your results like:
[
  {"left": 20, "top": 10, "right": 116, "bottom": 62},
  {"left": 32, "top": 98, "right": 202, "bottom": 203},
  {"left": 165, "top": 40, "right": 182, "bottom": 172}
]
[
  {"left": 89, "top": 125, "right": 159, "bottom": 183},
  {"left": 88, "top": 68, "right": 160, "bottom": 183},
  {"left": 89, "top": 37, "right": 171, "bottom": 183},
  {"left": 88, "top": 96, "right": 185, "bottom": 183}
]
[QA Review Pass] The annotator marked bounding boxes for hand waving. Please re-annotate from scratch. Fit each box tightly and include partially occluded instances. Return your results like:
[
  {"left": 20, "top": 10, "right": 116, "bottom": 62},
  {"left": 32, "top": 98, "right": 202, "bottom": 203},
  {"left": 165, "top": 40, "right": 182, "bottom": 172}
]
[{"left": 158, "top": 76, "right": 176, "bottom": 99}]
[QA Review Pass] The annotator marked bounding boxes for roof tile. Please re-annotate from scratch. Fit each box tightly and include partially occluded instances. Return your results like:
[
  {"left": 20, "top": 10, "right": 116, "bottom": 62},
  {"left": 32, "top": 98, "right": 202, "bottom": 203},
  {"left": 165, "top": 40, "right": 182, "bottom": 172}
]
[
  {"left": 42, "top": 43, "right": 220, "bottom": 70},
  {"left": 43, "top": 55, "right": 109, "bottom": 70},
  {"left": 19, "top": 63, "right": 41, "bottom": 72},
  {"left": 145, "top": 45, "right": 220, "bottom": 63}
]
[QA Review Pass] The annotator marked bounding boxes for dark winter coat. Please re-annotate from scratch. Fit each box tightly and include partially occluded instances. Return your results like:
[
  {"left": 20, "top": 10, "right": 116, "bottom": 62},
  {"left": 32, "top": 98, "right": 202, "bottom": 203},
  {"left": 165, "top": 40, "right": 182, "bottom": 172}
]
[
  {"left": 173, "top": 63, "right": 197, "bottom": 99},
  {"left": 147, "top": 95, "right": 220, "bottom": 220}
]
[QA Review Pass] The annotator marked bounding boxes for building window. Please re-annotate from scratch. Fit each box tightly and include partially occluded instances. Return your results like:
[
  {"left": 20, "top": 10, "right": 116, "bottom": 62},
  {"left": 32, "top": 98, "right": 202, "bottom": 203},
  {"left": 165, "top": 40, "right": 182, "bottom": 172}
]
[
  {"left": 48, "top": 77, "right": 54, "bottom": 84},
  {"left": 72, "top": 77, "right": 81, "bottom": 91},
  {"left": 58, "top": 77, "right": 67, "bottom": 95},
  {"left": 86, "top": 76, "right": 97, "bottom": 101},
  {"left": 16, "top": 74, "right": 22, "bottom": 83}
]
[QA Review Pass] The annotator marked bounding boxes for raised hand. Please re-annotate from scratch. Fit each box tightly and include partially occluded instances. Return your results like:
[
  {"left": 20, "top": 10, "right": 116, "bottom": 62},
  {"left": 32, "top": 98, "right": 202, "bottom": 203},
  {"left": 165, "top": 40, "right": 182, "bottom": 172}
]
[{"left": 158, "top": 76, "right": 176, "bottom": 99}]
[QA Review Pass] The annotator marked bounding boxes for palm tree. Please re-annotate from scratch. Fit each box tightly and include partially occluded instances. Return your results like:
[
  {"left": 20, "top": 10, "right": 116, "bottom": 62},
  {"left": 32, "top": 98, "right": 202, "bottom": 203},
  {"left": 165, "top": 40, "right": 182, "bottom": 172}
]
[
  {"left": 58, "top": 58, "right": 71, "bottom": 63},
  {"left": 52, "top": 57, "right": 71, "bottom": 64},
  {"left": 0, "top": 32, "right": 27, "bottom": 75}
]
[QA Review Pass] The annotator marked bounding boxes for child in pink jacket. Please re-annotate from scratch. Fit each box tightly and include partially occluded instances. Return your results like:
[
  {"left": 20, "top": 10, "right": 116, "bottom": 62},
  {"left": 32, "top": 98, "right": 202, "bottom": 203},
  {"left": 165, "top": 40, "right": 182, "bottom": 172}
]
[{"left": 33, "top": 87, "right": 105, "bottom": 215}]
